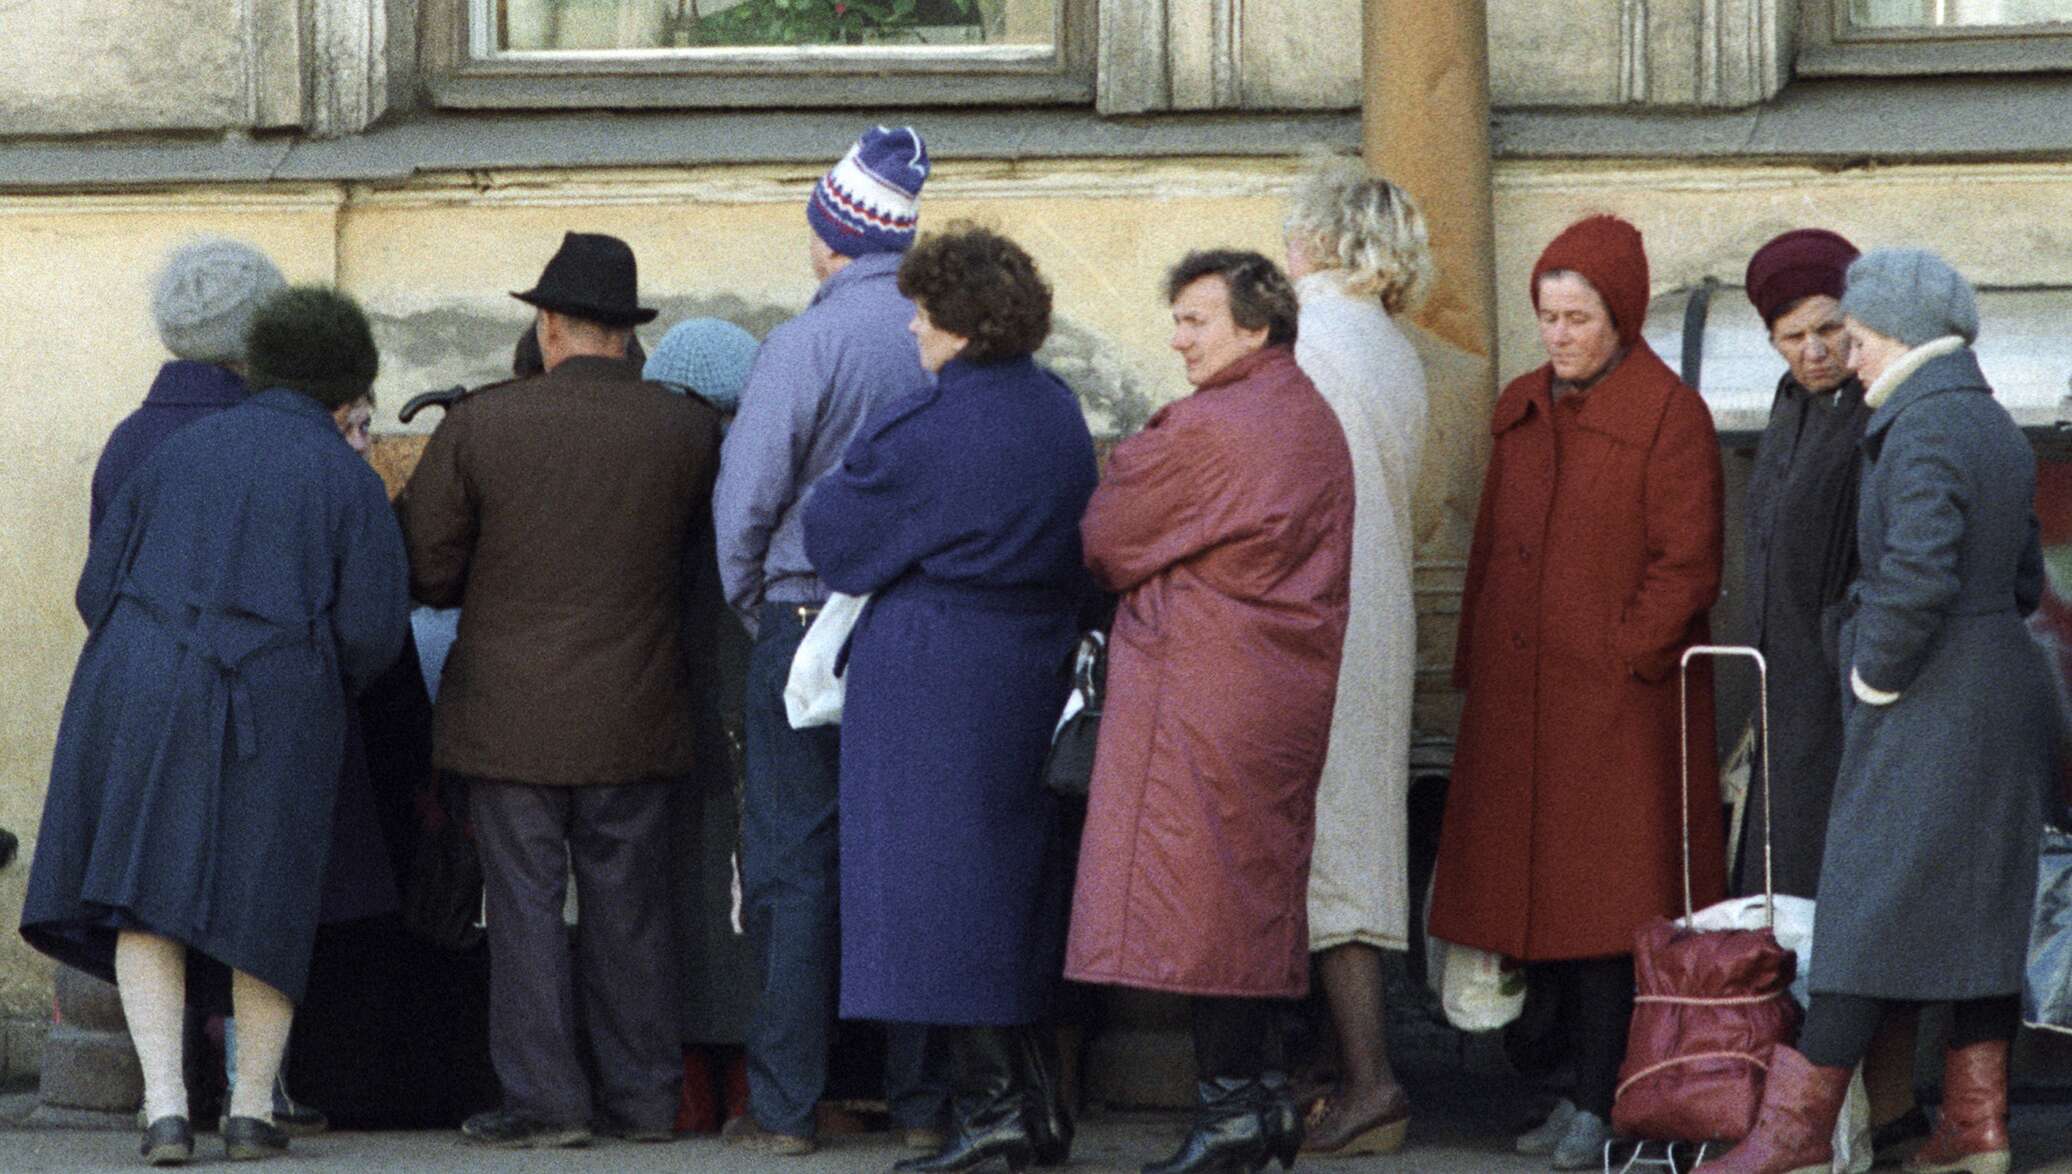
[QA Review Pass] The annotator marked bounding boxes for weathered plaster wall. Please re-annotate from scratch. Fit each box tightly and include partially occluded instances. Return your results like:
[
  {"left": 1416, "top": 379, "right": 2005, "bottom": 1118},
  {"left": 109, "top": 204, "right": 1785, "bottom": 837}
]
[
  {"left": 7, "top": 155, "right": 2072, "bottom": 1017},
  {"left": 0, "top": 193, "right": 342, "bottom": 1019}
]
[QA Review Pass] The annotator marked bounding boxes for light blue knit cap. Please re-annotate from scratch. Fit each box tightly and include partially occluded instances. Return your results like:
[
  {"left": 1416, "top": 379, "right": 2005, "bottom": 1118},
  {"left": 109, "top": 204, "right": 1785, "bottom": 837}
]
[{"left": 643, "top": 317, "right": 759, "bottom": 411}]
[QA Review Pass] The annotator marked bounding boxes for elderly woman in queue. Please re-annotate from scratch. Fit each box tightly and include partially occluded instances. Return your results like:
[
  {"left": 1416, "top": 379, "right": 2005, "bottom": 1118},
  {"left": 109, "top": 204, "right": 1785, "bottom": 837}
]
[
  {"left": 22, "top": 286, "right": 409, "bottom": 1165},
  {"left": 1067, "top": 251, "right": 1355, "bottom": 1174},
  {"left": 1428, "top": 215, "right": 1726, "bottom": 1170},
  {"left": 1281, "top": 157, "right": 1434, "bottom": 1158},
  {"left": 801, "top": 224, "right": 1097, "bottom": 1173},
  {"left": 1697, "top": 251, "right": 2055, "bottom": 1174}
]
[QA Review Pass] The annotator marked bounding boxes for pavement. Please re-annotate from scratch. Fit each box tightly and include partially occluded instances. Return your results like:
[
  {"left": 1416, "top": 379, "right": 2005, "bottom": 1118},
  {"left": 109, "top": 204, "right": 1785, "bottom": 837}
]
[{"left": 5, "top": 1071, "right": 2072, "bottom": 1173}]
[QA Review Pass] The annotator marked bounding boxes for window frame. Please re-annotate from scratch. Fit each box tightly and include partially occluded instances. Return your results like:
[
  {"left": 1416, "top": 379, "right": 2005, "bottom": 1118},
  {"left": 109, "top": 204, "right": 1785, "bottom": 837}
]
[
  {"left": 1797, "top": 0, "right": 2072, "bottom": 76},
  {"left": 421, "top": 0, "right": 1096, "bottom": 109}
]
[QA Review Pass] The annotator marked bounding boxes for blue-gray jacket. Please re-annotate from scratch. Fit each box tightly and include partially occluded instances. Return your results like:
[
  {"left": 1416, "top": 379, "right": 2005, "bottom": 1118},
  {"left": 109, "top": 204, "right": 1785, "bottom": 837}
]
[
  {"left": 713, "top": 252, "right": 925, "bottom": 632},
  {"left": 1813, "top": 343, "right": 2056, "bottom": 1000}
]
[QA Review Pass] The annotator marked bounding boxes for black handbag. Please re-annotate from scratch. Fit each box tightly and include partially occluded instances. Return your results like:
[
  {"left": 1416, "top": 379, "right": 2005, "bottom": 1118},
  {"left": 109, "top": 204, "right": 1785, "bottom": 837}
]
[
  {"left": 1041, "top": 631, "right": 1107, "bottom": 798},
  {"left": 400, "top": 775, "right": 485, "bottom": 951}
]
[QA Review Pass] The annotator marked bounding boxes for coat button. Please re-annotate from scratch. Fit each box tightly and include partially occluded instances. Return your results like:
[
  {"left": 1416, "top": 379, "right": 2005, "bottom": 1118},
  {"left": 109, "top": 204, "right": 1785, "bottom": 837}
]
[
  {"left": 1512, "top": 631, "right": 1527, "bottom": 650},
  {"left": 1517, "top": 543, "right": 1532, "bottom": 561}
]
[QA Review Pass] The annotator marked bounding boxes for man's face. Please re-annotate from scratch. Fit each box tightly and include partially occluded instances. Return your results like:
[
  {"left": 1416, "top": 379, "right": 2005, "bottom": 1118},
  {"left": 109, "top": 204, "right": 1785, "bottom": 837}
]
[
  {"left": 809, "top": 234, "right": 845, "bottom": 283},
  {"left": 1170, "top": 275, "right": 1269, "bottom": 388},
  {"left": 1769, "top": 294, "right": 1851, "bottom": 394},
  {"left": 1535, "top": 272, "right": 1622, "bottom": 384}
]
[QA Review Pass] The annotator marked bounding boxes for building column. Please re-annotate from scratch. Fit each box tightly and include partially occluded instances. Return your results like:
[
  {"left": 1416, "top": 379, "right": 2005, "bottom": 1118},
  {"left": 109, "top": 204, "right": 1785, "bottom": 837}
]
[{"left": 1363, "top": 0, "right": 1499, "bottom": 734}]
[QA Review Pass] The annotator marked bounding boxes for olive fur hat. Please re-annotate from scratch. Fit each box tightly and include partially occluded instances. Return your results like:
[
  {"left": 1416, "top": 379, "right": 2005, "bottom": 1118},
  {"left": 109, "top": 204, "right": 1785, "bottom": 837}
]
[{"left": 245, "top": 285, "right": 381, "bottom": 410}]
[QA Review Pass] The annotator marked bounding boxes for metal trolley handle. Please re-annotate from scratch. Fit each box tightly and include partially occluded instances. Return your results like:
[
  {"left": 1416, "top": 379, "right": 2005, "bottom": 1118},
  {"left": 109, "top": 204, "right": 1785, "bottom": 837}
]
[{"left": 1678, "top": 645, "right": 1773, "bottom": 929}]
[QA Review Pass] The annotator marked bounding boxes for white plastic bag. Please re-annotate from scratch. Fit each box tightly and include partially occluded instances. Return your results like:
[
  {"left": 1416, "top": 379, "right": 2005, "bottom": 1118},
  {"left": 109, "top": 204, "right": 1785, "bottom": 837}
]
[
  {"left": 783, "top": 592, "right": 869, "bottom": 729},
  {"left": 1426, "top": 933, "right": 1525, "bottom": 1032}
]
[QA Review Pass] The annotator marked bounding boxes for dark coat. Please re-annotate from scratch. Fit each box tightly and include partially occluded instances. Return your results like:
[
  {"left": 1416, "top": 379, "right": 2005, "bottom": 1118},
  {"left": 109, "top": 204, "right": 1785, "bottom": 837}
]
[
  {"left": 90, "top": 360, "right": 248, "bottom": 535},
  {"left": 85, "top": 357, "right": 400, "bottom": 929},
  {"left": 400, "top": 355, "right": 721, "bottom": 786},
  {"left": 22, "top": 389, "right": 410, "bottom": 1001},
  {"left": 1064, "top": 346, "right": 1354, "bottom": 999},
  {"left": 1814, "top": 346, "right": 2056, "bottom": 1000},
  {"left": 1740, "top": 375, "right": 1871, "bottom": 898},
  {"left": 1430, "top": 342, "right": 1726, "bottom": 961},
  {"left": 802, "top": 356, "right": 1098, "bottom": 1025}
]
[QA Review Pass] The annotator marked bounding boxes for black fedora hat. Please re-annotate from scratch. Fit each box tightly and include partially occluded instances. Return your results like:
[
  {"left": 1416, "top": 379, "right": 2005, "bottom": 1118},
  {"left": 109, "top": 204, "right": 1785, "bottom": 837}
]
[{"left": 511, "top": 231, "right": 658, "bottom": 326}]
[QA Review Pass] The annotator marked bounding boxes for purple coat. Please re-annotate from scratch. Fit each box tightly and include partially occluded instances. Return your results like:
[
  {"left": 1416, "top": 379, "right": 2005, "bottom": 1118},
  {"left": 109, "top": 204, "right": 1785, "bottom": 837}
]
[{"left": 803, "top": 357, "right": 1098, "bottom": 1024}]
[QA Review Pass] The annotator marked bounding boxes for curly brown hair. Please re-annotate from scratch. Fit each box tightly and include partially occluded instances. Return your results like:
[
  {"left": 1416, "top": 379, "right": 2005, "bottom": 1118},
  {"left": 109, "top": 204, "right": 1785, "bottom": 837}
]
[{"left": 897, "top": 224, "right": 1052, "bottom": 364}]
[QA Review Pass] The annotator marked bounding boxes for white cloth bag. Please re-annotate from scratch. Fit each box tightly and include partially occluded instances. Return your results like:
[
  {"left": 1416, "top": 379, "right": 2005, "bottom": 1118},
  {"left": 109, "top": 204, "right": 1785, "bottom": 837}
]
[{"left": 783, "top": 592, "right": 869, "bottom": 729}]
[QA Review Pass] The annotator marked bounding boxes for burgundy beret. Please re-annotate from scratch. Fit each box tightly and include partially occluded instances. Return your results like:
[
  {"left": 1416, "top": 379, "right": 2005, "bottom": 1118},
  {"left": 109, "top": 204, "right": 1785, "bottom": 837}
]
[{"left": 1744, "top": 229, "right": 1860, "bottom": 327}]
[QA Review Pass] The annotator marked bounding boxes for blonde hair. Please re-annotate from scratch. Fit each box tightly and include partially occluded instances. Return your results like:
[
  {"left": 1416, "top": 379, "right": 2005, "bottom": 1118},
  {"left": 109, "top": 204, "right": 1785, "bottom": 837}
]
[{"left": 1284, "top": 154, "right": 1435, "bottom": 316}]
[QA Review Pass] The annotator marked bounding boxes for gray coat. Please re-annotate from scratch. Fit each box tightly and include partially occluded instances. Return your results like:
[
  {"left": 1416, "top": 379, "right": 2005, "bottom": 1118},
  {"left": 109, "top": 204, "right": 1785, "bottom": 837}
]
[{"left": 1812, "top": 346, "right": 2056, "bottom": 1000}]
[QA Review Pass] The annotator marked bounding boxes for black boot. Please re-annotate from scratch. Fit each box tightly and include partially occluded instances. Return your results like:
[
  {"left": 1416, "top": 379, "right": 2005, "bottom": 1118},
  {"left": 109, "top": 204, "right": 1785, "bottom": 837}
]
[
  {"left": 1014, "top": 1028, "right": 1073, "bottom": 1167},
  {"left": 1257, "top": 1071, "right": 1301, "bottom": 1170},
  {"left": 895, "top": 1027, "right": 1036, "bottom": 1174},
  {"left": 1143, "top": 1076, "right": 1296, "bottom": 1174}
]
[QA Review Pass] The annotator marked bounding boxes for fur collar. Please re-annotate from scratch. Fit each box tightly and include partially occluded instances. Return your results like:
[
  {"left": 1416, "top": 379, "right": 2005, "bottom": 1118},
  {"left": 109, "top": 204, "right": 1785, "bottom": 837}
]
[{"left": 1864, "top": 335, "right": 1966, "bottom": 409}]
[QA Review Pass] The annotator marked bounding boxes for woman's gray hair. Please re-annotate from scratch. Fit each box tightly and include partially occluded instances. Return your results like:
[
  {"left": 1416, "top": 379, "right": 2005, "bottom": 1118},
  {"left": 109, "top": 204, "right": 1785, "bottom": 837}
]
[{"left": 1284, "top": 154, "right": 1435, "bottom": 316}]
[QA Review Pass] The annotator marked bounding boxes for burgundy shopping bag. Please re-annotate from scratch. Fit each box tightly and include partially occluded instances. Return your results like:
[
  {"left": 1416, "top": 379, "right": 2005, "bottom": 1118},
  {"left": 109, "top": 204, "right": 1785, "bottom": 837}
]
[{"left": 1611, "top": 645, "right": 1802, "bottom": 1144}]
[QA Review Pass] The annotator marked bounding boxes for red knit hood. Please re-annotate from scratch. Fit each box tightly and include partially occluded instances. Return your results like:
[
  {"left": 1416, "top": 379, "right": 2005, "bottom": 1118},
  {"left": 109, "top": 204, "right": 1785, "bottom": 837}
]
[{"left": 1530, "top": 215, "right": 1650, "bottom": 348}]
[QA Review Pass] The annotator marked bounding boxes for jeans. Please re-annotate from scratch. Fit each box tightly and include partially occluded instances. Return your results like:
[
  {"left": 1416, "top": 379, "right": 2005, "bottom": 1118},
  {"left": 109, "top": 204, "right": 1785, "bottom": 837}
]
[{"left": 740, "top": 602, "right": 939, "bottom": 1137}]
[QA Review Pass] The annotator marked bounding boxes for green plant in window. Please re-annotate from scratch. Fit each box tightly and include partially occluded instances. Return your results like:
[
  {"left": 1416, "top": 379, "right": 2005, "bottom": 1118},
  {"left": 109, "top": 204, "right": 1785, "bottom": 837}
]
[{"left": 678, "top": 0, "right": 981, "bottom": 46}]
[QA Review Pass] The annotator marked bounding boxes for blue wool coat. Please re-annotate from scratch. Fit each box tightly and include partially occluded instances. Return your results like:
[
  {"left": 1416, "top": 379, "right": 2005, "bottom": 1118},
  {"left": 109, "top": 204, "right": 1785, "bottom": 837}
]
[
  {"left": 802, "top": 356, "right": 1098, "bottom": 1025},
  {"left": 1813, "top": 346, "right": 2057, "bottom": 1000},
  {"left": 23, "top": 389, "right": 409, "bottom": 1002}
]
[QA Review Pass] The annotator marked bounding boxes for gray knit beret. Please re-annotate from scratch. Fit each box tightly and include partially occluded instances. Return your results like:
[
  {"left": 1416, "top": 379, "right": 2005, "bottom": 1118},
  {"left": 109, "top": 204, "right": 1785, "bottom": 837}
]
[
  {"left": 151, "top": 238, "right": 287, "bottom": 364},
  {"left": 1839, "top": 247, "right": 1979, "bottom": 348}
]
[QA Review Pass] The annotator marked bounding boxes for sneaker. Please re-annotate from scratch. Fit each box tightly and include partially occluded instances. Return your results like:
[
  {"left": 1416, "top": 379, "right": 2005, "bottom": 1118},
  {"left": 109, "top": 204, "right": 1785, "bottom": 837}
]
[
  {"left": 1515, "top": 1098, "right": 1579, "bottom": 1155},
  {"left": 721, "top": 1113, "right": 817, "bottom": 1155},
  {"left": 460, "top": 1108, "right": 593, "bottom": 1149},
  {"left": 1549, "top": 1108, "right": 1610, "bottom": 1171}
]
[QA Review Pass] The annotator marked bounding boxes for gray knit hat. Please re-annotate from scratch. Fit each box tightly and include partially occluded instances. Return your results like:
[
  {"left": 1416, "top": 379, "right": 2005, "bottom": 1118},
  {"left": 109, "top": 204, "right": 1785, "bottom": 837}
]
[
  {"left": 1839, "top": 247, "right": 1979, "bottom": 348},
  {"left": 151, "top": 237, "right": 287, "bottom": 364}
]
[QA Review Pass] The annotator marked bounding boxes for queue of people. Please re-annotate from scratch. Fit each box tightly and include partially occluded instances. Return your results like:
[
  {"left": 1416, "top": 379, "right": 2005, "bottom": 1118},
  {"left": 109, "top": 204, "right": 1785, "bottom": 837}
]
[{"left": 15, "top": 119, "right": 2061, "bottom": 1174}]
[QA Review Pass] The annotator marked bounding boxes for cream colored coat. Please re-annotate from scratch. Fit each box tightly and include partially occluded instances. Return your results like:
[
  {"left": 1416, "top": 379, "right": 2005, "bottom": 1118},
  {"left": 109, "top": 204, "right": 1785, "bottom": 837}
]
[{"left": 1293, "top": 271, "right": 1426, "bottom": 951}]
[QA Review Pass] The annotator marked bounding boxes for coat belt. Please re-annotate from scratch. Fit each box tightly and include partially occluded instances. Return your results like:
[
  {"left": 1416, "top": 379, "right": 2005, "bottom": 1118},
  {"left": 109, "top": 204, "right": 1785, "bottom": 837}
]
[{"left": 117, "top": 586, "right": 322, "bottom": 761}]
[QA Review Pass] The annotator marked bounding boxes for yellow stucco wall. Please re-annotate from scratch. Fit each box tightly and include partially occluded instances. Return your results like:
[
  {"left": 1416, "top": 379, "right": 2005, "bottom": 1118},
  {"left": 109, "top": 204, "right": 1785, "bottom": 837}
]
[{"left": 5, "top": 155, "right": 2071, "bottom": 1015}]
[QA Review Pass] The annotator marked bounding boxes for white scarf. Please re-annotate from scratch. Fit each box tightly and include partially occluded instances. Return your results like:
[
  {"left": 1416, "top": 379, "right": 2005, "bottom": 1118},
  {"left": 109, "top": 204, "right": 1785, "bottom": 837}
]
[{"left": 1863, "top": 334, "right": 1967, "bottom": 409}]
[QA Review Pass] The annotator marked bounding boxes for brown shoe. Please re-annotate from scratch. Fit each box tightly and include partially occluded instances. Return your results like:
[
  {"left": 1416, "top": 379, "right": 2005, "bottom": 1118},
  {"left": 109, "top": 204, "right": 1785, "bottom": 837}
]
[
  {"left": 1299, "top": 1084, "right": 1409, "bottom": 1157},
  {"left": 721, "top": 1114, "right": 817, "bottom": 1156},
  {"left": 1692, "top": 1044, "right": 1853, "bottom": 1174},
  {"left": 1905, "top": 1040, "right": 2011, "bottom": 1174}
]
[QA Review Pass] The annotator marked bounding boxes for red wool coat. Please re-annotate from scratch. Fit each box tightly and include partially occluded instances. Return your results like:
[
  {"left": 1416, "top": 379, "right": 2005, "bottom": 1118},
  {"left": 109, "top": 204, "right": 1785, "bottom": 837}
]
[
  {"left": 1428, "top": 340, "right": 1726, "bottom": 961},
  {"left": 1065, "top": 346, "right": 1354, "bottom": 998}
]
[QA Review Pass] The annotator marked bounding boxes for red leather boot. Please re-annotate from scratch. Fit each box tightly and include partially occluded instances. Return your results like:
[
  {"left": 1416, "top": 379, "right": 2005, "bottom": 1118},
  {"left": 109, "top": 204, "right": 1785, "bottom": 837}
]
[
  {"left": 1692, "top": 1044, "right": 1853, "bottom": 1174},
  {"left": 1905, "top": 1039, "right": 2011, "bottom": 1174}
]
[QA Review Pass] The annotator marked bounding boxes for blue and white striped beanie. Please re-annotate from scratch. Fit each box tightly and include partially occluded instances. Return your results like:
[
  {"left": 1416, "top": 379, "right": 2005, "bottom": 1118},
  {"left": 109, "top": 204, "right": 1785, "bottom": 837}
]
[{"left": 807, "top": 126, "right": 930, "bottom": 257}]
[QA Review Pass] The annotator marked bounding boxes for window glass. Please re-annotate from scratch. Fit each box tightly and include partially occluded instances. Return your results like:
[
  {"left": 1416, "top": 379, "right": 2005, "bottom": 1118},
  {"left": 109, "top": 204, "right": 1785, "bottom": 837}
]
[
  {"left": 1848, "top": 0, "right": 2072, "bottom": 28},
  {"left": 495, "top": 0, "right": 1057, "bottom": 52}
]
